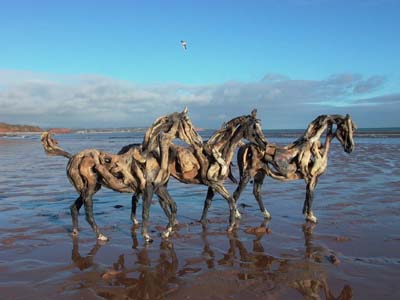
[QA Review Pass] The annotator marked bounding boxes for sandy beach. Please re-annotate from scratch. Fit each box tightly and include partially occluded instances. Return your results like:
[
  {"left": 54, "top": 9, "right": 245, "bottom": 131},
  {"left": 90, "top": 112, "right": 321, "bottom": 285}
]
[{"left": 0, "top": 131, "right": 399, "bottom": 300}]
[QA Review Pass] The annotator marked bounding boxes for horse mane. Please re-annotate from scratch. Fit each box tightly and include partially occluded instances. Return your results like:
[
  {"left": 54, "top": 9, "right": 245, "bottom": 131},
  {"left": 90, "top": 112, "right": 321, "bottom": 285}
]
[
  {"left": 206, "top": 115, "right": 248, "bottom": 147},
  {"left": 292, "top": 114, "right": 355, "bottom": 146},
  {"left": 141, "top": 113, "right": 177, "bottom": 152},
  {"left": 178, "top": 116, "right": 204, "bottom": 148}
]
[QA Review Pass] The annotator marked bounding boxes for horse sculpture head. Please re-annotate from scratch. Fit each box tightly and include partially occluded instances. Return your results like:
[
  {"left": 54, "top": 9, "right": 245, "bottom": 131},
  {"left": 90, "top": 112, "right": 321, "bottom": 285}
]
[
  {"left": 335, "top": 114, "right": 356, "bottom": 153},
  {"left": 205, "top": 109, "right": 267, "bottom": 151},
  {"left": 176, "top": 107, "right": 204, "bottom": 149},
  {"left": 241, "top": 109, "right": 268, "bottom": 149},
  {"left": 142, "top": 107, "right": 203, "bottom": 152}
]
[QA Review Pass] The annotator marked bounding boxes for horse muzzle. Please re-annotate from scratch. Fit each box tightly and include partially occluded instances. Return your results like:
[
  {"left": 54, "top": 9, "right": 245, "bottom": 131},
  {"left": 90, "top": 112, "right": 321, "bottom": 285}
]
[{"left": 345, "top": 144, "right": 354, "bottom": 153}]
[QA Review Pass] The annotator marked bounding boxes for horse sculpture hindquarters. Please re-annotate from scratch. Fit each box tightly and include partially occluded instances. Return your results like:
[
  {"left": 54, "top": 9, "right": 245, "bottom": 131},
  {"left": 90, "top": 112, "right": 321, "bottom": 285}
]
[
  {"left": 125, "top": 109, "right": 268, "bottom": 233},
  {"left": 41, "top": 108, "right": 203, "bottom": 242},
  {"left": 232, "top": 114, "right": 356, "bottom": 223}
]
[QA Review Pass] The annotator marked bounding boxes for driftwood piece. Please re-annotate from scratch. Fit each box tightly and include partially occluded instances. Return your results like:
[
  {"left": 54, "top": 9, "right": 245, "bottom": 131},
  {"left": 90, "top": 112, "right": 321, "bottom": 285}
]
[{"left": 41, "top": 132, "right": 72, "bottom": 158}]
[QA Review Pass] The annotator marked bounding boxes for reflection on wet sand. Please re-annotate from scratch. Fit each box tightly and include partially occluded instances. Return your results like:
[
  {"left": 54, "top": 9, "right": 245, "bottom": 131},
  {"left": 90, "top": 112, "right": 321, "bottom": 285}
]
[
  {"left": 71, "top": 235, "right": 179, "bottom": 299},
  {"left": 124, "top": 240, "right": 179, "bottom": 300},
  {"left": 294, "top": 223, "right": 353, "bottom": 300},
  {"left": 70, "top": 224, "right": 352, "bottom": 300},
  {"left": 71, "top": 237, "right": 102, "bottom": 271}
]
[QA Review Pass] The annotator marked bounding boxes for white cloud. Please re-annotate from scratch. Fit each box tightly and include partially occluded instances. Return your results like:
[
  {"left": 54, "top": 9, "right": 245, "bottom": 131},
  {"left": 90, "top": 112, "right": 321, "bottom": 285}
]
[{"left": 0, "top": 70, "right": 397, "bottom": 129}]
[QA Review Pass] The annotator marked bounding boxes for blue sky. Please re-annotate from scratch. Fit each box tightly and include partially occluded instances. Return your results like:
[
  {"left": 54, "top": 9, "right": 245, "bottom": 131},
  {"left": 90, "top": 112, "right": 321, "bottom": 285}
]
[{"left": 0, "top": 0, "right": 399, "bottom": 128}]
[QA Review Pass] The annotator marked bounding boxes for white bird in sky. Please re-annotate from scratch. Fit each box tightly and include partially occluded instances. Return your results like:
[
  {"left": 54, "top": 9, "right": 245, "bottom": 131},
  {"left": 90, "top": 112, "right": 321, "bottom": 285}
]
[{"left": 180, "top": 40, "right": 187, "bottom": 50}]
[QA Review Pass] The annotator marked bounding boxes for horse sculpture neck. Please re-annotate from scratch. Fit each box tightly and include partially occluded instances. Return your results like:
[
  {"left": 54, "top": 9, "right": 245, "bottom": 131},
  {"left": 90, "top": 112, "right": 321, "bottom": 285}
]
[
  {"left": 294, "top": 115, "right": 334, "bottom": 147},
  {"left": 206, "top": 116, "right": 248, "bottom": 165}
]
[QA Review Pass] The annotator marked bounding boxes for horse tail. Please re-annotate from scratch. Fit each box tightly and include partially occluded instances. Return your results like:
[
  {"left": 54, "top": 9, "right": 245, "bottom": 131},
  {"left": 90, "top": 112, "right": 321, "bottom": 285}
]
[{"left": 41, "top": 132, "right": 72, "bottom": 159}]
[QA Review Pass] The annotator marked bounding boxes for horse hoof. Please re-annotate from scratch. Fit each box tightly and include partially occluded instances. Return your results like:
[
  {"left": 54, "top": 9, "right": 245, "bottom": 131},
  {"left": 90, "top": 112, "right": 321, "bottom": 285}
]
[
  {"left": 306, "top": 213, "right": 318, "bottom": 223},
  {"left": 200, "top": 218, "right": 208, "bottom": 226},
  {"left": 131, "top": 218, "right": 139, "bottom": 225},
  {"left": 263, "top": 211, "right": 272, "bottom": 220},
  {"left": 97, "top": 233, "right": 109, "bottom": 241},
  {"left": 227, "top": 224, "right": 236, "bottom": 232},
  {"left": 234, "top": 210, "right": 242, "bottom": 219},
  {"left": 143, "top": 234, "right": 153, "bottom": 244},
  {"left": 161, "top": 227, "right": 173, "bottom": 239}
]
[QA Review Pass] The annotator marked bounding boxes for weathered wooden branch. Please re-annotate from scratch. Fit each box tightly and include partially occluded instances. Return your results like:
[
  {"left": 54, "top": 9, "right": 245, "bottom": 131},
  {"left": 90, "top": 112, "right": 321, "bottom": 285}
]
[{"left": 41, "top": 132, "right": 72, "bottom": 158}]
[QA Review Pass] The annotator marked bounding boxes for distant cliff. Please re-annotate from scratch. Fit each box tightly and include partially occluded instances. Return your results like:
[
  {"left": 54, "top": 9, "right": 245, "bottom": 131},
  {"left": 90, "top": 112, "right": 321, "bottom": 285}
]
[
  {"left": 48, "top": 128, "right": 72, "bottom": 134},
  {"left": 0, "top": 122, "right": 43, "bottom": 133}
]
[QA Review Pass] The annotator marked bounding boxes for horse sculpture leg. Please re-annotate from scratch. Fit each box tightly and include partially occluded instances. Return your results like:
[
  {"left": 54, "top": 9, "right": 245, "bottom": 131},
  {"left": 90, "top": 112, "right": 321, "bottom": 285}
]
[
  {"left": 163, "top": 187, "right": 178, "bottom": 227},
  {"left": 141, "top": 184, "right": 154, "bottom": 243},
  {"left": 253, "top": 171, "right": 271, "bottom": 219},
  {"left": 70, "top": 196, "right": 83, "bottom": 236},
  {"left": 132, "top": 190, "right": 173, "bottom": 225},
  {"left": 131, "top": 193, "right": 140, "bottom": 225},
  {"left": 155, "top": 185, "right": 178, "bottom": 239},
  {"left": 212, "top": 184, "right": 241, "bottom": 232},
  {"left": 303, "top": 177, "right": 318, "bottom": 223},
  {"left": 232, "top": 172, "right": 251, "bottom": 204},
  {"left": 82, "top": 185, "right": 108, "bottom": 241},
  {"left": 131, "top": 185, "right": 177, "bottom": 241},
  {"left": 200, "top": 187, "right": 215, "bottom": 225},
  {"left": 161, "top": 185, "right": 178, "bottom": 225}
]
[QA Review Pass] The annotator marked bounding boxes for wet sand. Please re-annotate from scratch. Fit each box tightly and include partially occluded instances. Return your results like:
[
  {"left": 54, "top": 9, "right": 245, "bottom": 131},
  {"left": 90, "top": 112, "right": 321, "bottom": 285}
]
[{"left": 0, "top": 132, "right": 399, "bottom": 299}]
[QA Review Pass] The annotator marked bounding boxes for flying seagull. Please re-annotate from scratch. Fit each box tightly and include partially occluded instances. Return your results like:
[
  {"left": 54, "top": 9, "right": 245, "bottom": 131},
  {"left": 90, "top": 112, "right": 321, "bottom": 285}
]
[{"left": 180, "top": 40, "right": 187, "bottom": 50}]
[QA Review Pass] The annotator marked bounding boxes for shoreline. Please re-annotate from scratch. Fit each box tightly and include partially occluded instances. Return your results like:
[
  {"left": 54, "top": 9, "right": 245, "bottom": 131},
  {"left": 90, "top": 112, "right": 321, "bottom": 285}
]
[
  {"left": 0, "top": 131, "right": 44, "bottom": 136},
  {"left": 2, "top": 128, "right": 400, "bottom": 138}
]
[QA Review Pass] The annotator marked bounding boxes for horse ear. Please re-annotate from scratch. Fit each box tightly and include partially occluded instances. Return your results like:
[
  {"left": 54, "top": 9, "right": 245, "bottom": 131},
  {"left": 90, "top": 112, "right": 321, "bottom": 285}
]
[
  {"left": 182, "top": 106, "right": 188, "bottom": 115},
  {"left": 251, "top": 109, "right": 257, "bottom": 118},
  {"left": 351, "top": 119, "right": 358, "bottom": 129},
  {"left": 345, "top": 114, "right": 357, "bottom": 130}
]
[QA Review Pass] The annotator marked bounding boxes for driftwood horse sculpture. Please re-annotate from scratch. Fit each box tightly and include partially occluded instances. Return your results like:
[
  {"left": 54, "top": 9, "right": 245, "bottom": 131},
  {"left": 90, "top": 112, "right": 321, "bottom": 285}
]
[
  {"left": 232, "top": 114, "right": 356, "bottom": 223},
  {"left": 41, "top": 108, "right": 203, "bottom": 242},
  {"left": 124, "top": 109, "right": 268, "bottom": 232}
]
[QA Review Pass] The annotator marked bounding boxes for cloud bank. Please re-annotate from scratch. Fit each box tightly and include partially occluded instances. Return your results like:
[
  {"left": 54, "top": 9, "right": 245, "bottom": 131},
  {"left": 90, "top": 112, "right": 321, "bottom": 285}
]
[{"left": 0, "top": 70, "right": 398, "bottom": 129}]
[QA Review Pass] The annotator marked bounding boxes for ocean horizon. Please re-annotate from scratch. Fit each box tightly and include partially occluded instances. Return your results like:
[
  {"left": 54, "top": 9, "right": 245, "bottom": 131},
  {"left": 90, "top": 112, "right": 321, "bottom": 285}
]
[{"left": 2, "top": 127, "right": 400, "bottom": 139}]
